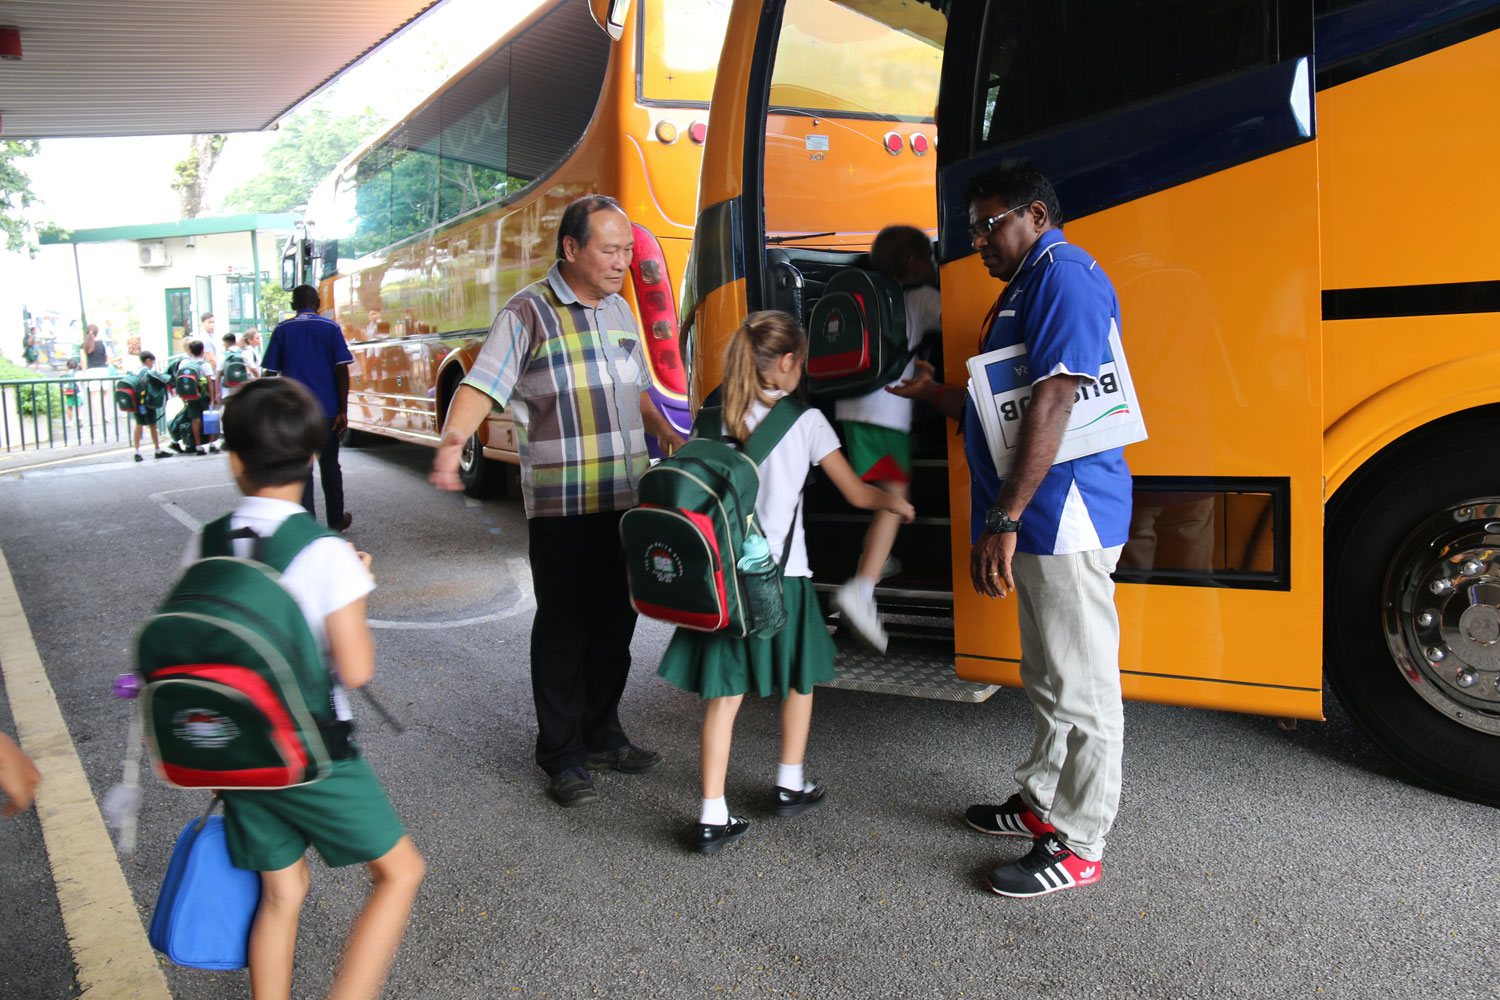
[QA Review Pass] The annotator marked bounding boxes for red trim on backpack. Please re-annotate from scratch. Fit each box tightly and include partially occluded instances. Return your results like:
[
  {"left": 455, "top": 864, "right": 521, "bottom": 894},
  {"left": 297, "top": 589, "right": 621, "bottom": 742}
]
[
  {"left": 157, "top": 761, "right": 304, "bottom": 787},
  {"left": 154, "top": 663, "right": 311, "bottom": 778},
  {"left": 632, "top": 599, "right": 728, "bottom": 632}
]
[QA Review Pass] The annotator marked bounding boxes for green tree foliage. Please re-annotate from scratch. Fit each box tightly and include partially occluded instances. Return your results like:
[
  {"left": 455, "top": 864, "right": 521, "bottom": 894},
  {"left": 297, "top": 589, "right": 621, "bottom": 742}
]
[
  {"left": 0, "top": 357, "right": 66, "bottom": 415},
  {"left": 225, "top": 109, "right": 386, "bottom": 215},
  {"left": 0, "top": 140, "right": 42, "bottom": 256}
]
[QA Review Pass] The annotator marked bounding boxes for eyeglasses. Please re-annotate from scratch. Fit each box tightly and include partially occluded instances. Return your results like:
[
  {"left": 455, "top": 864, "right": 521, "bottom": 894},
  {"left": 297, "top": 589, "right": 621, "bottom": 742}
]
[{"left": 968, "top": 204, "right": 1029, "bottom": 240}]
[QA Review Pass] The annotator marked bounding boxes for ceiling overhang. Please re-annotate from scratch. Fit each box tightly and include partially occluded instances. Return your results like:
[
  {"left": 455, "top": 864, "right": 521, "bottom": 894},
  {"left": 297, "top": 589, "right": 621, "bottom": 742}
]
[{"left": 0, "top": 1, "right": 442, "bottom": 139}]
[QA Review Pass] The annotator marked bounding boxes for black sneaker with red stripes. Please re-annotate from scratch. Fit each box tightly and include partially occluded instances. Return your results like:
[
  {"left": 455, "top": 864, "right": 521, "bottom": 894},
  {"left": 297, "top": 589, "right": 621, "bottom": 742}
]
[
  {"left": 986, "top": 833, "right": 1102, "bottom": 898},
  {"left": 964, "top": 793, "right": 1055, "bottom": 838}
]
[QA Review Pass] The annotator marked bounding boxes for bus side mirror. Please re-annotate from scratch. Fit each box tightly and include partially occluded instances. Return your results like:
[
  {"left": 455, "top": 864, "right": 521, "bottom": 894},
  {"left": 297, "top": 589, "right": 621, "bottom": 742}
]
[
  {"left": 281, "top": 254, "right": 296, "bottom": 291},
  {"left": 588, "top": 0, "right": 629, "bottom": 40},
  {"left": 320, "top": 240, "right": 339, "bottom": 281}
]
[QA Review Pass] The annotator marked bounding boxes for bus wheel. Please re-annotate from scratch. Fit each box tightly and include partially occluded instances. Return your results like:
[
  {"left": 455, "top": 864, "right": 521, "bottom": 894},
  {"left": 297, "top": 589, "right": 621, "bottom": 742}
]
[
  {"left": 1326, "top": 415, "right": 1500, "bottom": 806},
  {"left": 458, "top": 430, "right": 504, "bottom": 499}
]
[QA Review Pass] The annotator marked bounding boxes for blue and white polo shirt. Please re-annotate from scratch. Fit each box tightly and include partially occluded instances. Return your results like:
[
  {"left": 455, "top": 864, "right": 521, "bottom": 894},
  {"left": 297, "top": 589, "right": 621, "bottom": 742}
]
[{"left": 962, "top": 229, "right": 1133, "bottom": 555}]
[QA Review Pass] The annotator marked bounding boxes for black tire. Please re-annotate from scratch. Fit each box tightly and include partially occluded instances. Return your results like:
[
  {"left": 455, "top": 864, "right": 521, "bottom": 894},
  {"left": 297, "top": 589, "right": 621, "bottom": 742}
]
[
  {"left": 340, "top": 426, "right": 373, "bottom": 448},
  {"left": 1325, "top": 407, "right": 1500, "bottom": 806},
  {"left": 458, "top": 430, "right": 505, "bottom": 499}
]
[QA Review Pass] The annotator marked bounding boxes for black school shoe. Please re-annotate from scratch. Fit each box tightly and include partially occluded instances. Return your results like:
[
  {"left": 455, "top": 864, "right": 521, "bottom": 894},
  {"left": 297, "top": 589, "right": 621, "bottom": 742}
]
[
  {"left": 546, "top": 766, "right": 600, "bottom": 808},
  {"left": 774, "top": 781, "right": 827, "bottom": 817},
  {"left": 584, "top": 743, "right": 663, "bottom": 774},
  {"left": 695, "top": 816, "right": 750, "bottom": 854}
]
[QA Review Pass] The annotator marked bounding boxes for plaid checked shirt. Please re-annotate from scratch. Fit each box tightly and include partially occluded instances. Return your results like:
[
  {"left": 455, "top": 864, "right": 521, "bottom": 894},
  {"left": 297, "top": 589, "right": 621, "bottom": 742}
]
[{"left": 462, "top": 263, "right": 652, "bottom": 518}]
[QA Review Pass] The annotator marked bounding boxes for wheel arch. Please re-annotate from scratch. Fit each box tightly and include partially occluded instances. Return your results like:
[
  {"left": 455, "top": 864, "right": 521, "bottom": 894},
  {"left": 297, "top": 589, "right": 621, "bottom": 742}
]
[{"left": 1325, "top": 355, "right": 1500, "bottom": 500}]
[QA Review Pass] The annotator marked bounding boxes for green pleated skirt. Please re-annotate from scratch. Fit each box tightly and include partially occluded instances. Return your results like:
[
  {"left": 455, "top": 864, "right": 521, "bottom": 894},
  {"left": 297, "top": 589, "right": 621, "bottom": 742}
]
[{"left": 656, "top": 576, "right": 837, "bottom": 700}]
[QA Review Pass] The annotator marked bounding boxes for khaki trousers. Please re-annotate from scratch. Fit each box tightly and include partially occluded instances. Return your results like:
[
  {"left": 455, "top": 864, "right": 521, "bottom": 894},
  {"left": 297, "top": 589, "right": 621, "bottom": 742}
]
[{"left": 1012, "top": 545, "right": 1124, "bottom": 862}]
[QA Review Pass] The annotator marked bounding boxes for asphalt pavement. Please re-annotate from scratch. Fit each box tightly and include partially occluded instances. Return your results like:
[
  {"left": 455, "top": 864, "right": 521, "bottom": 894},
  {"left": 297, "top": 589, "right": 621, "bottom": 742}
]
[{"left": 0, "top": 440, "right": 1496, "bottom": 1000}]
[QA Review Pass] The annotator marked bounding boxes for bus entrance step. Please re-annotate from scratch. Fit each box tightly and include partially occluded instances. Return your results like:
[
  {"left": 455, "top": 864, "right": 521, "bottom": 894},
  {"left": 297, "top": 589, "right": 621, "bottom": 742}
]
[{"left": 819, "top": 637, "right": 999, "bottom": 703}]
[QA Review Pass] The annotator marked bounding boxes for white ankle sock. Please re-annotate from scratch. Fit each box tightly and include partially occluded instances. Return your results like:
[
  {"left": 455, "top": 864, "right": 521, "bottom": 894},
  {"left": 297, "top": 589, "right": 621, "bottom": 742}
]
[
  {"left": 777, "top": 763, "right": 815, "bottom": 792},
  {"left": 854, "top": 577, "right": 876, "bottom": 601},
  {"left": 700, "top": 796, "right": 729, "bottom": 826}
]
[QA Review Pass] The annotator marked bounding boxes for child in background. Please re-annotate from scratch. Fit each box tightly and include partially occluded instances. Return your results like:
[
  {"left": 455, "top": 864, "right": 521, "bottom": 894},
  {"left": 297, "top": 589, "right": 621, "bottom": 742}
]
[
  {"left": 656, "top": 311, "right": 914, "bottom": 854},
  {"left": 180, "top": 378, "right": 423, "bottom": 1000},
  {"left": 131, "top": 351, "right": 173, "bottom": 462},
  {"left": 61, "top": 359, "right": 81, "bottom": 414},
  {"left": 829, "top": 225, "right": 944, "bottom": 653}
]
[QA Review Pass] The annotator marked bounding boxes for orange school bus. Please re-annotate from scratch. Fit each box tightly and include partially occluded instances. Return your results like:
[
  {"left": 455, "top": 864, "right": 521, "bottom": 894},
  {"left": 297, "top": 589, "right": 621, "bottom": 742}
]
[
  {"left": 285, "top": 0, "right": 730, "bottom": 493},
  {"left": 688, "top": 0, "right": 1500, "bottom": 805}
]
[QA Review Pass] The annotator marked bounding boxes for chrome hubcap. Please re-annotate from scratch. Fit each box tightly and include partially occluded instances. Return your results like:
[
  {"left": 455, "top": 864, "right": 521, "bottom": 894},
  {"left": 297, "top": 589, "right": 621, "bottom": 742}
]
[
  {"left": 459, "top": 433, "right": 478, "bottom": 474},
  {"left": 1383, "top": 501, "right": 1500, "bottom": 735}
]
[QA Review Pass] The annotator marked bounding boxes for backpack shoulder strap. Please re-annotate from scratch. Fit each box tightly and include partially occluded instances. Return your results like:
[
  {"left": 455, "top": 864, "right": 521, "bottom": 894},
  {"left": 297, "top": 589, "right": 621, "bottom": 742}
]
[
  {"left": 691, "top": 405, "right": 724, "bottom": 440},
  {"left": 256, "top": 513, "right": 336, "bottom": 574},
  {"left": 198, "top": 514, "right": 235, "bottom": 559},
  {"left": 742, "top": 397, "right": 809, "bottom": 466}
]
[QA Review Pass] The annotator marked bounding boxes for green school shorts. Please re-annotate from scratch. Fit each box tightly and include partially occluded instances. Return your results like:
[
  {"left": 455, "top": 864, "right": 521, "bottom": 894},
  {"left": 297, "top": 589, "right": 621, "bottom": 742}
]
[
  {"left": 219, "top": 756, "right": 406, "bottom": 872},
  {"left": 134, "top": 407, "right": 159, "bottom": 426},
  {"left": 840, "top": 420, "right": 912, "bottom": 483}
]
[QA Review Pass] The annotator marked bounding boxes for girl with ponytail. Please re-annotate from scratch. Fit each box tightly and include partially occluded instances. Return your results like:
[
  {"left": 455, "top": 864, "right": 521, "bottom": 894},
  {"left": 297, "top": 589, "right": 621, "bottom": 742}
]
[{"left": 656, "top": 311, "right": 914, "bottom": 854}]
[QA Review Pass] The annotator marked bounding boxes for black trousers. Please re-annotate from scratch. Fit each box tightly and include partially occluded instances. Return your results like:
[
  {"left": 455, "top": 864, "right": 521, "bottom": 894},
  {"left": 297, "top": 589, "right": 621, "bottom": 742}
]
[
  {"left": 301, "top": 419, "right": 345, "bottom": 527},
  {"left": 527, "top": 511, "right": 639, "bottom": 774}
]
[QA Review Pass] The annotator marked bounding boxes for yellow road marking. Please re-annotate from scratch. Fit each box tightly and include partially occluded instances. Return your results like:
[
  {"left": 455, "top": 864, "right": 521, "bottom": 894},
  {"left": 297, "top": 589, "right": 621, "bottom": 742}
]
[
  {"left": 0, "top": 447, "right": 134, "bottom": 475},
  {"left": 0, "top": 543, "right": 173, "bottom": 999}
]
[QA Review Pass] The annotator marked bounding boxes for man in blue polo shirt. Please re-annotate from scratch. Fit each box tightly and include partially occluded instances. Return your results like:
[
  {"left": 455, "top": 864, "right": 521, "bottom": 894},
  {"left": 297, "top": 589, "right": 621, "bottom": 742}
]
[
  {"left": 262, "top": 284, "right": 356, "bottom": 531},
  {"left": 892, "top": 160, "right": 1133, "bottom": 898}
]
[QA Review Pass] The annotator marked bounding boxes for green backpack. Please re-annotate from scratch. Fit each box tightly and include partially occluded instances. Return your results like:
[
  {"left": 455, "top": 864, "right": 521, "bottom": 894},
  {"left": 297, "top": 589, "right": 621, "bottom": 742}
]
[
  {"left": 222, "top": 349, "right": 249, "bottom": 388},
  {"left": 620, "top": 397, "right": 806, "bottom": 638},
  {"left": 135, "top": 514, "right": 340, "bottom": 789},
  {"left": 805, "top": 268, "right": 910, "bottom": 400},
  {"left": 141, "top": 368, "right": 171, "bottom": 409},
  {"left": 114, "top": 370, "right": 146, "bottom": 412},
  {"left": 169, "top": 356, "right": 203, "bottom": 400}
]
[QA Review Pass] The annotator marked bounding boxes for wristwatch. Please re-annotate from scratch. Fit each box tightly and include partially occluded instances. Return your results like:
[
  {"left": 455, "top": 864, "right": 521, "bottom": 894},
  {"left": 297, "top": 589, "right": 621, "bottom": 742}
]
[{"left": 985, "top": 505, "right": 1022, "bottom": 534}]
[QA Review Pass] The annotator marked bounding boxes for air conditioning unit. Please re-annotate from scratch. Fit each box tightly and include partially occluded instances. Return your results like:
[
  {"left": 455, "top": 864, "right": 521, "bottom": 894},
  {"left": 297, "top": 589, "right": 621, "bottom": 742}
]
[{"left": 138, "top": 241, "right": 169, "bottom": 267}]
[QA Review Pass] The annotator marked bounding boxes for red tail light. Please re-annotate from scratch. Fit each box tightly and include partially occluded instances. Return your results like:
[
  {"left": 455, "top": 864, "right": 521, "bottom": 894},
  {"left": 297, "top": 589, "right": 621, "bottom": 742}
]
[
  {"left": 909, "top": 132, "right": 930, "bottom": 156},
  {"left": 883, "top": 131, "right": 903, "bottom": 154},
  {"left": 629, "top": 224, "right": 686, "bottom": 395}
]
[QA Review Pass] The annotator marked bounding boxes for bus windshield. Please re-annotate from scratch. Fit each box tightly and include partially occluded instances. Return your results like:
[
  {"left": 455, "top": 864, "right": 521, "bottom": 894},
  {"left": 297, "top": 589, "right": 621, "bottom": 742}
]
[
  {"left": 639, "top": 0, "right": 733, "bottom": 105},
  {"left": 768, "top": 0, "right": 944, "bottom": 120}
]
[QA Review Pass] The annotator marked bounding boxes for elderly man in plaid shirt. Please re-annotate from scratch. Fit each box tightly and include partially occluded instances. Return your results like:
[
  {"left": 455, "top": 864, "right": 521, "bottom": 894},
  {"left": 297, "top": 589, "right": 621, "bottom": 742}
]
[{"left": 433, "top": 195, "right": 686, "bottom": 808}]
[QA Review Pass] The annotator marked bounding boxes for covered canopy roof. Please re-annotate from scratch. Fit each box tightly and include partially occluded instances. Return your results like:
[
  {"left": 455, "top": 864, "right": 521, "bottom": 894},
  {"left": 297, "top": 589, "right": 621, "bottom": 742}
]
[
  {"left": 0, "top": 1, "right": 441, "bottom": 139},
  {"left": 38, "top": 214, "right": 298, "bottom": 245}
]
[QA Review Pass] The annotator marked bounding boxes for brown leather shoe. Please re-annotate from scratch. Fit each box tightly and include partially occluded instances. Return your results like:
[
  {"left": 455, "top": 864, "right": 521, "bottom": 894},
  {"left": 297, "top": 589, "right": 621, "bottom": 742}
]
[{"left": 335, "top": 512, "right": 353, "bottom": 532}]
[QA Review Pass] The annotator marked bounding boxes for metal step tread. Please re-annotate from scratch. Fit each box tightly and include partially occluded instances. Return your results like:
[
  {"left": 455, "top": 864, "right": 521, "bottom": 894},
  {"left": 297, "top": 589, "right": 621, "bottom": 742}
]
[{"left": 818, "top": 636, "right": 998, "bottom": 703}]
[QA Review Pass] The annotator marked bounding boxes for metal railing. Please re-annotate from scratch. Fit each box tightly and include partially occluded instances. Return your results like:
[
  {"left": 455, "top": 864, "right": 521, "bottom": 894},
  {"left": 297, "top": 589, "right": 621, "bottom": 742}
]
[{"left": 0, "top": 374, "right": 153, "bottom": 453}]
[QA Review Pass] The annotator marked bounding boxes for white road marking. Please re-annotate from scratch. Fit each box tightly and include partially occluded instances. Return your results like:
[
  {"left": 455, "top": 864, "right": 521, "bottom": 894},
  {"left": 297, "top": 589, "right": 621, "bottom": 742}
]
[
  {"left": 369, "top": 557, "right": 534, "bottom": 630},
  {"left": 0, "top": 542, "right": 174, "bottom": 999}
]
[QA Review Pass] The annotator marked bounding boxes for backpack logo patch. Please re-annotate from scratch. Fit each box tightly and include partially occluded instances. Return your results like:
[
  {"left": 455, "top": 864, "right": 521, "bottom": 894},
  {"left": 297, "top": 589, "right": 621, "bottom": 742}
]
[
  {"left": 647, "top": 545, "right": 680, "bottom": 583},
  {"left": 172, "top": 708, "right": 241, "bottom": 749}
]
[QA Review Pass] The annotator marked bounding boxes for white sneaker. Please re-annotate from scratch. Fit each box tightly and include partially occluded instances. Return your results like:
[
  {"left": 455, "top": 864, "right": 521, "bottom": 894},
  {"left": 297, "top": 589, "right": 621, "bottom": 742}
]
[
  {"left": 878, "top": 556, "right": 903, "bottom": 581},
  {"left": 831, "top": 579, "right": 888, "bottom": 654}
]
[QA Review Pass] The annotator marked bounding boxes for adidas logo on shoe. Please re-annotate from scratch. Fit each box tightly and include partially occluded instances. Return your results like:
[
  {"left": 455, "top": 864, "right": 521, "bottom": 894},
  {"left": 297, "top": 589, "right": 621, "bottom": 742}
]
[
  {"left": 964, "top": 793, "right": 1055, "bottom": 838},
  {"left": 986, "top": 833, "right": 1102, "bottom": 898}
]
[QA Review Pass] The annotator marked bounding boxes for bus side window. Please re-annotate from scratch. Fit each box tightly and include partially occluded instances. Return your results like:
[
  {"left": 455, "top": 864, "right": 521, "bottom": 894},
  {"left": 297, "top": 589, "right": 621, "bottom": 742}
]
[{"left": 975, "top": 1, "right": 1275, "bottom": 150}]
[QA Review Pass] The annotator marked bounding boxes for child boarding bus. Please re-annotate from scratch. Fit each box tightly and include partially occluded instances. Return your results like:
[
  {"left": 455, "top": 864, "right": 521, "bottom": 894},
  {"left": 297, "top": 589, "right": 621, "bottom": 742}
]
[
  {"left": 279, "top": 0, "right": 730, "bottom": 495},
  {"left": 684, "top": 0, "right": 1500, "bottom": 807}
]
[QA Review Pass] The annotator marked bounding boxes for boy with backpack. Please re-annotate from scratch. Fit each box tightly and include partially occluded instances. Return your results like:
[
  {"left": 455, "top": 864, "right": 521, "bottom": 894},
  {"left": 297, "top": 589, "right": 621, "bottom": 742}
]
[
  {"left": 126, "top": 351, "right": 174, "bottom": 462},
  {"left": 168, "top": 378, "right": 423, "bottom": 999},
  {"left": 168, "top": 339, "right": 219, "bottom": 454},
  {"left": 220, "top": 331, "right": 257, "bottom": 399}
]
